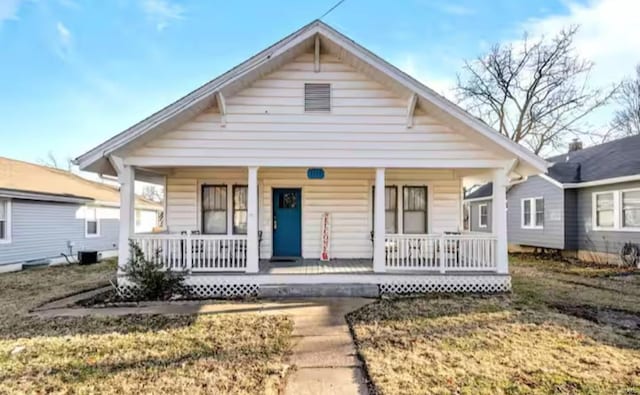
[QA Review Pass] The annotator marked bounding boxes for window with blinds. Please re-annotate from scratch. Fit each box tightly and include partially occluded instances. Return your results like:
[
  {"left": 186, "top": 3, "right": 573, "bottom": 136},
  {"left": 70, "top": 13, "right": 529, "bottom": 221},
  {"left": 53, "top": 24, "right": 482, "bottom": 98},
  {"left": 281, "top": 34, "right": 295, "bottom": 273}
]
[{"left": 304, "top": 83, "right": 330, "bottom": 112}]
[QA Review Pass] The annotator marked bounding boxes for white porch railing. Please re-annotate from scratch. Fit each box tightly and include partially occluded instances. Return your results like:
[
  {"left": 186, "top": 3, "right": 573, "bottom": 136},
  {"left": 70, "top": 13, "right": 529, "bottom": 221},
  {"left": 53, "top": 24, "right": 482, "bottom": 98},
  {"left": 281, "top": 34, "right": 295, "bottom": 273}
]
[
  {"left": 131, "top": 233, "right": 248, "bottom": 272},
  {"left": 384, "top": 234, "right": 497, "bottom": 272}
]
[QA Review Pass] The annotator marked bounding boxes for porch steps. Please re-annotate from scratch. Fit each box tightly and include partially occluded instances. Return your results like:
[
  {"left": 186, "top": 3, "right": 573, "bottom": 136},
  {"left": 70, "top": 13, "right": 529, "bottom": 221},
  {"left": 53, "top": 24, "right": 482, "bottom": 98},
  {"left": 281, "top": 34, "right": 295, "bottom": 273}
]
[{"left": 259, "top": 283, "right": 379, "bottom": 298}]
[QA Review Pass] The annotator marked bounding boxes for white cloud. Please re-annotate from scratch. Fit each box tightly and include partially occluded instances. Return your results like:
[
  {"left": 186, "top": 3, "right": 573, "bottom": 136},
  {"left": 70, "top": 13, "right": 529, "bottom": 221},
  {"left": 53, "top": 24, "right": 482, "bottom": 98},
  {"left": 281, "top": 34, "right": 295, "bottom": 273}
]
[
  {"left": 140, "top": 0, "right": 184, "bottom": 31},
  {"left": 438, "top": 4, "right": 475, "bottom": 16},
  {"left": 0, "top": 0, "right": 25, "bottom": 23},
  {"left": 55, "top": 21, "right": 73, "bottom": 60},
  {"left": 521, "top": 0, "right": 640, "bottom": 86}
]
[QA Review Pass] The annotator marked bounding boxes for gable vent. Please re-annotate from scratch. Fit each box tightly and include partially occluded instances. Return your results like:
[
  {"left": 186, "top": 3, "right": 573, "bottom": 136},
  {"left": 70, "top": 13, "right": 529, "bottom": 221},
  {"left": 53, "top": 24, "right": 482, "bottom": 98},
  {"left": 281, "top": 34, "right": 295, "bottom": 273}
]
[{"left": 304, "top": 83, "right": 331, "bottom": 112}]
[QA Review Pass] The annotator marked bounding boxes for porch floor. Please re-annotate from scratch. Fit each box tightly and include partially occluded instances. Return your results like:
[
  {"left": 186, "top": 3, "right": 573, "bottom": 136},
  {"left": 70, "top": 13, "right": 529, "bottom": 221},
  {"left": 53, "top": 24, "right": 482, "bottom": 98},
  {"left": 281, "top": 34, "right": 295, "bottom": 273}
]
[{"left": 258, "top": 259, "right": 373, "bottom": 274}]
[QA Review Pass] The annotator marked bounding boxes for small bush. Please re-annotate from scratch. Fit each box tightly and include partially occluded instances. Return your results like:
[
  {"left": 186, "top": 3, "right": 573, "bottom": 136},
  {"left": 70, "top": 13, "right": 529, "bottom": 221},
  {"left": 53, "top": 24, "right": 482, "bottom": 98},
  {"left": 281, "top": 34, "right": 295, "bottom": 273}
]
[{"left": 124, "top": 240, "right": 187, "bottom": 300}]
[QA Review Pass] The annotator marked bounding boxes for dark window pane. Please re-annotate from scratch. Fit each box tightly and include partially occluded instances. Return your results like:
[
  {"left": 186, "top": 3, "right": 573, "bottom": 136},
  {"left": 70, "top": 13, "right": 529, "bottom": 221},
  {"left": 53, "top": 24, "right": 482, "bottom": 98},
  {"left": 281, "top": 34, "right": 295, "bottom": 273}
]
[
  {"left": 0, "top": 221, "right": 5, "bottom": 239},
  {"left": 87, "top": 221, "right": 97, "bottom": 235}
]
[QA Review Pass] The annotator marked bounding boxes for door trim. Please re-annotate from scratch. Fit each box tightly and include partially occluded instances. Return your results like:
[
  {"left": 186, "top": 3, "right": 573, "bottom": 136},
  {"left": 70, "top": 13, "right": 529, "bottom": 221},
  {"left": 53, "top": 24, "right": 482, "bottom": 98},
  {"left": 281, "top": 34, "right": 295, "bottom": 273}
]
[{"left": 271, "top": 187, "right": 303, "bottom": 258}]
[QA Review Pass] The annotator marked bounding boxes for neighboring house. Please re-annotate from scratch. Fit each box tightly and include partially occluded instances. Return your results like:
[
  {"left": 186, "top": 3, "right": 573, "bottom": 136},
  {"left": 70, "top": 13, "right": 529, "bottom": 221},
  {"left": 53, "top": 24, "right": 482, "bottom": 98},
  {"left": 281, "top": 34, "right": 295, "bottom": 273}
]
[
  {"left": 463, "top": 183, "right": 492, "bottom": 233},
  {"left": 465, "top": 135, "right": 640, "bottom": 265},
  {"left": 0, "top": 157, "right": 162, "bottom": 272},
  {"left": 76, "top": 21, "right": 547, "bottom": 297}
]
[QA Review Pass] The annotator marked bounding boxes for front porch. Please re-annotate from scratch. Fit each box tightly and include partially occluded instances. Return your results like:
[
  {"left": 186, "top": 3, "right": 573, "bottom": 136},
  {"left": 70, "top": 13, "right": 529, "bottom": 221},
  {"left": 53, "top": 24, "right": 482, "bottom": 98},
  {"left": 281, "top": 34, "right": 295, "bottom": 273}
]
[{"left": 120, "top": 165, "right": 511, "bottom": 296}]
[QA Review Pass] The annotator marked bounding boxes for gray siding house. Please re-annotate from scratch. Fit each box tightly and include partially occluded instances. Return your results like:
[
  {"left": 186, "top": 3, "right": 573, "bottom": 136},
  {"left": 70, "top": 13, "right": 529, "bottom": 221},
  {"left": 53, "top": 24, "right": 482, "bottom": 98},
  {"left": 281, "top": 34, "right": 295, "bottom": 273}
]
[
  {"left": 465, "top": 135, "right": 640, "bottom": 264},
  {"left": 463, "top": 183, "right": 492, "bottom": 233},
  {"left": 0, "top": 157, "right": 161, "bottom": 272}
]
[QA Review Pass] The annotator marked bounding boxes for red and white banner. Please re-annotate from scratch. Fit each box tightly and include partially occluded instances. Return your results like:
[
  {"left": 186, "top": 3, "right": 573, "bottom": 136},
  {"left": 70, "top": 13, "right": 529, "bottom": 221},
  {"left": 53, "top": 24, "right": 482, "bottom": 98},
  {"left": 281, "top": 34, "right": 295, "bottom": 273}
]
[{"left": 320, "top": 212, "right": 330, "bottom": 261}]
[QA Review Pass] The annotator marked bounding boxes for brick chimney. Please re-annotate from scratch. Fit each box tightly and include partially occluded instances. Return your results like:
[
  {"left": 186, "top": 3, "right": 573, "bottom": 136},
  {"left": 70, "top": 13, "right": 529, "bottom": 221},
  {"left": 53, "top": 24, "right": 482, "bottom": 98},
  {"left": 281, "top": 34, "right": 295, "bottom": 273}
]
[{"left": 568, "top": 138, "right": 583, "bottom": 153}]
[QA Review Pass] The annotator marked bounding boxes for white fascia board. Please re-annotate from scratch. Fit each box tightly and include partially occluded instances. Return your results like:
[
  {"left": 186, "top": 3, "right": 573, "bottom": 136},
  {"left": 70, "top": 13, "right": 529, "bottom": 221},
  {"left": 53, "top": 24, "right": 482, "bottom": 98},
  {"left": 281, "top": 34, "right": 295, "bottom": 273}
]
[
  {"left": 563, "top": 174, "right": 640, "bottom": 189},
  {"left": 538, "top": 174, "right": 565, "bottom": 189},
  {"left": 0, "top": 189, "right": 93, "bottom": 204},
  {"left": 464, "top": 196, "right": 493, "bottom": 203}
]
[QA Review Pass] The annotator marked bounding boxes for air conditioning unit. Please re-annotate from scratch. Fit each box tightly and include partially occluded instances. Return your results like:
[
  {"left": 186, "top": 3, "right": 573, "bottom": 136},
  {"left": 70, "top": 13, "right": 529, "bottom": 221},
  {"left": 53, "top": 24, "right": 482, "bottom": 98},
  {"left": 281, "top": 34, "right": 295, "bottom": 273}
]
[{"left": 77, "top": 251, "right": 98, "bottom": 265}]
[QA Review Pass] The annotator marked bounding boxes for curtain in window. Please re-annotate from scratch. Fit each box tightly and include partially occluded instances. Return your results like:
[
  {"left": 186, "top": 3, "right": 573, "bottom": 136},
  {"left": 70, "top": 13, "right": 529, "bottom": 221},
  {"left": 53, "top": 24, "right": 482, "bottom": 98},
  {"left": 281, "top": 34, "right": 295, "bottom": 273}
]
[
  {"left": 403, "top": 186, "right": 427, "bottom": 234},
  {"left": 596, "top": 193, "right": 614, "bottom": 227},
  {"left": 202, "top": 186, "right": 227, "bottom": 234},
  {"left": 233, "top": 186, "right": 248, "bottom": 234},
  {"left": 623, "top": 190, "right": 640, "bottom": 227}
]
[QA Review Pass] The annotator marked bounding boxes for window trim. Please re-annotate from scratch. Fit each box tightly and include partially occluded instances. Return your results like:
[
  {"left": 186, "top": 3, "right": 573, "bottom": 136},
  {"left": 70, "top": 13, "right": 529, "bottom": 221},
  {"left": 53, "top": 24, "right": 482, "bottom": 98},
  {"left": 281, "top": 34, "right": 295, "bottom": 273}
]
[
  {"left": 0, "top": 199, "right": 11, "bottom": 244},
  {"left": 521, "top": 197, "right": 544, "bottom": 229},
  {"left": 478, "top": 203, "right": 488, "bottom": 228},
  {"left": 402, "top": 185, "right": 429, "bottom": 234},
  {"left": 84, "top": 205, "right": 100, "bottom": 238},
  {"left": 592, "top": 188, "right": 640, "bottom": 231},
  {"left": 232, "top": 184, "right": 248, "bottom": 235},
  {"left": 201, "top": 184, "right": 228, "bottom": 235}
]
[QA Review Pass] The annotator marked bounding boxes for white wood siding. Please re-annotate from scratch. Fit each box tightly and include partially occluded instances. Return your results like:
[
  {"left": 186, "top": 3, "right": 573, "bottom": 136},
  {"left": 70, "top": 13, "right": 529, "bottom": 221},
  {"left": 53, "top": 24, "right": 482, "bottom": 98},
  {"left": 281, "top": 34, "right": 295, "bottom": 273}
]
[
  {"left": 165, "top": 167, "right": 462, "bottom": 259},
  {"left": 127, "top": 52, "right": 503, "bottom": 168}
]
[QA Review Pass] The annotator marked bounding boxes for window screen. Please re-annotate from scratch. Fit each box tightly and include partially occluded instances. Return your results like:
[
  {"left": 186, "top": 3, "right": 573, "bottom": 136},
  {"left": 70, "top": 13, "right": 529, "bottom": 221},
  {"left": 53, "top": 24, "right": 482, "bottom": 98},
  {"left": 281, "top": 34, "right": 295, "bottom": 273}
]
[
  {"left": 373, "top": 186, "right": 397, "bottom": 234},
  {"left": 403, "top": 186, "right": 427, "bottom": 234},
  {"left": 233, "top": 185, "right": 248, "bottom": 235},
  {"left": 596, "top": 193, "right": 614, "bottom": 228},
  {"left": 623, "top": 190, "right": 640, "bottom": 227},
  {"left": 202, "top": 185, "right": 227, "bottom": 234}
]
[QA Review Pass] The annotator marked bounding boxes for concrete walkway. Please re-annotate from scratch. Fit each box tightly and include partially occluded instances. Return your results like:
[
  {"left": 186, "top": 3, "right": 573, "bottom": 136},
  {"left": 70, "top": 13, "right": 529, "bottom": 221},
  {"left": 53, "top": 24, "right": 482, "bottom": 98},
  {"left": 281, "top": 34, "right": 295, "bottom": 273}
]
[{"left": 33, "top": 293, "right": 372, "bottom": 395}]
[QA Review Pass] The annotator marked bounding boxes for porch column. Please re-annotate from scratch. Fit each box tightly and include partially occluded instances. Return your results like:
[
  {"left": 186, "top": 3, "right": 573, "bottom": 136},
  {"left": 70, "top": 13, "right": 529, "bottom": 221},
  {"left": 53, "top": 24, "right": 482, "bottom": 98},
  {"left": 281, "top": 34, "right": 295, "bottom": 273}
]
[
  {"left": 246, "top": 166, "right": 259, "bottom": 273},
  {"left": 492, "top": 167, "right": 508, "bottom": 274},
  {"left": 117, "top": 164, "right": 135, "bottom": 275},
  {"left": 373, "top": 167, "right": 386, "bottom": 272}
]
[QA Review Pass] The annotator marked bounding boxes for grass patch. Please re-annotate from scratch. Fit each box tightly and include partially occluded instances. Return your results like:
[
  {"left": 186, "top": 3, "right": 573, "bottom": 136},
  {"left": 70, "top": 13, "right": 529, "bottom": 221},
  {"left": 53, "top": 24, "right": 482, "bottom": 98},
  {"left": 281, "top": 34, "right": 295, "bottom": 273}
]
[
  {"left": 349, "top": 256, "right": 640, "bottom": 395},
  {"left": 0, "top": 261, "right": 293, "bottom": 394}
]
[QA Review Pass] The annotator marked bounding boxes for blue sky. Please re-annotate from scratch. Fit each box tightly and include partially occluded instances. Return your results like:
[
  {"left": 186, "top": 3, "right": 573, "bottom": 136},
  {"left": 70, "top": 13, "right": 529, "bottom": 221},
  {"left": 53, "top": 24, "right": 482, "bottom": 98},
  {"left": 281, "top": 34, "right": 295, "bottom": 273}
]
[{"left": 1, "top": 0, "right": 638, "bottom": 165}]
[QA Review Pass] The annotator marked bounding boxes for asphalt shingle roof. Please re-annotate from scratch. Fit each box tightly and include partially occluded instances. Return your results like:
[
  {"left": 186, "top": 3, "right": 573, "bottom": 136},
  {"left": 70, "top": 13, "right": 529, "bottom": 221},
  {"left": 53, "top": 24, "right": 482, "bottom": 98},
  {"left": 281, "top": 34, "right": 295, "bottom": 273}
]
[
  {"left": 464, "top": 183, "right": 493, "bottom": 200},
  {"left": 545, "top": 134, "right": 640, "bottom": 183}
]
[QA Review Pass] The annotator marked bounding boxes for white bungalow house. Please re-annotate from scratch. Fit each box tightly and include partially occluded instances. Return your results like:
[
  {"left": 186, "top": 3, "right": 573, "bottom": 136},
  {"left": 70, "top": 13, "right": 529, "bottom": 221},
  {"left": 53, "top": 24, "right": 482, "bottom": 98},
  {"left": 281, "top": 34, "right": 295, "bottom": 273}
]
[{"left": 76, "top": 21, "right": 547, "bottom": 297}]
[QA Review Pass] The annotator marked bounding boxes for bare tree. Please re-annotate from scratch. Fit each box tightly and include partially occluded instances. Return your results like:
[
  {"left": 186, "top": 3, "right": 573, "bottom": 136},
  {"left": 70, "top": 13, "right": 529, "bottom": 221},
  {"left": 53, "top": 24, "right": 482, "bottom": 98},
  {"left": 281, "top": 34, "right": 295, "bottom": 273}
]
[
  {"left": 37, "top": 151, "right": 75, "bottom": 171},
  {"left": 610, "top": 64, "right": 640, "bottom": 137},
  {"left": 141, "top": 185, "right": 164, "bottom": 202},
  {"left": 456, "top": 26, "right": 616, "bottom": 154}
]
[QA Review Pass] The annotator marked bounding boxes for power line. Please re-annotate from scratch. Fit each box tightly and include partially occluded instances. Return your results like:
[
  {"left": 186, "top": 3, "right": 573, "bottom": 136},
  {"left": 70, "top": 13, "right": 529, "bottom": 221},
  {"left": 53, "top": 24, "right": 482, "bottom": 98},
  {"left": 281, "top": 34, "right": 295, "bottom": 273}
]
[{"left": 319, "top": 0, "right": 347, "bottom": 20}]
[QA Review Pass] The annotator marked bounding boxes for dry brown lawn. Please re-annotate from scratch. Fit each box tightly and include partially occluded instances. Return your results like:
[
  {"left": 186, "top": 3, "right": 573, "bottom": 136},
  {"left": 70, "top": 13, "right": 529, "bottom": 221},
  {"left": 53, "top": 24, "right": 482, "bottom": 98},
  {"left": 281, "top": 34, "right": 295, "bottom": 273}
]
[
  {"left": 0, "top": 261, "right": 293, "bottom": 394},
  {"left": 349, "top": 255, "right": 640, "bottom": 395}
]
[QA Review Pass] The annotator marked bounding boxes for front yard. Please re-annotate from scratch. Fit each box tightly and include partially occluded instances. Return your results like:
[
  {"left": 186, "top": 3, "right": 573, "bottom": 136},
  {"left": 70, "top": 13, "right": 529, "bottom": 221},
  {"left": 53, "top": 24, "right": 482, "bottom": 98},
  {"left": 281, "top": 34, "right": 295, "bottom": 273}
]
[
  {"left": 349, "top": 256, "right": 640, "bottom": 395},
  {"left": 0, "top": 261, "right": 293, "bottom": 394}
]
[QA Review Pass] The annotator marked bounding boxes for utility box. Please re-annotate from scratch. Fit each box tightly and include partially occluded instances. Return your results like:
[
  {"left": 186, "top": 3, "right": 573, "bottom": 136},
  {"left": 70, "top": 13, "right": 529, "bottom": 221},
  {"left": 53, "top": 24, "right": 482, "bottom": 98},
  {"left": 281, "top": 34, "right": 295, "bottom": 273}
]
[{"left": 77, "top": 251, "right": 98, "bottom": 265}]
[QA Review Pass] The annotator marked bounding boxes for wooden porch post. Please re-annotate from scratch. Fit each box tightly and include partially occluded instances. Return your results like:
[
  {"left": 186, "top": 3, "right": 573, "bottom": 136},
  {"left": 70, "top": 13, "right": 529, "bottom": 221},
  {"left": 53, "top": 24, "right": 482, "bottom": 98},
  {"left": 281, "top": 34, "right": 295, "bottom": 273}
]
[
  {"left": 373, "top": 167, "right": 386, "bottom": 272},
  {"left": 492, "top": 168, "right": 508, "bottom": 274},
  {"left": 246, "top": 166, "right": 259, "bottom": 273},
  {"left": 117, "top": 164, "right": 135, "bottom": 275}
]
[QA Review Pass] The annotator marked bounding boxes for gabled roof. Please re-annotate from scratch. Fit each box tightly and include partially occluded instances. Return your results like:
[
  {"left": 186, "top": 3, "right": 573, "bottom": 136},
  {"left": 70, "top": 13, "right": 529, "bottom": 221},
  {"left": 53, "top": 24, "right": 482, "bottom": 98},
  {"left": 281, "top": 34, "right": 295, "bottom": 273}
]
[
  {"left": 545, "top": 134, "right": 640, "bottom": 184},
  {"left": 464, "top": 183, "right": 493, "bottom": 200},
  {"left": 76, "top": 20, "right": 547, "bottom": 176},
  {"left": 0, "top": 156, "right": 161, "bottom": 209}
]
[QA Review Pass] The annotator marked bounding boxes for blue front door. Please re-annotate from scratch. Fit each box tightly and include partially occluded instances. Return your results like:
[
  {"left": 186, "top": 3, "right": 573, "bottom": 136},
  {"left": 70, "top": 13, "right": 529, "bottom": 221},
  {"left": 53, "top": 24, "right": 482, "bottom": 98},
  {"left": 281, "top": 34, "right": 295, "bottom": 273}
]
[{"left": 273, "top": 188, "right": 302, "bottom": 257}]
